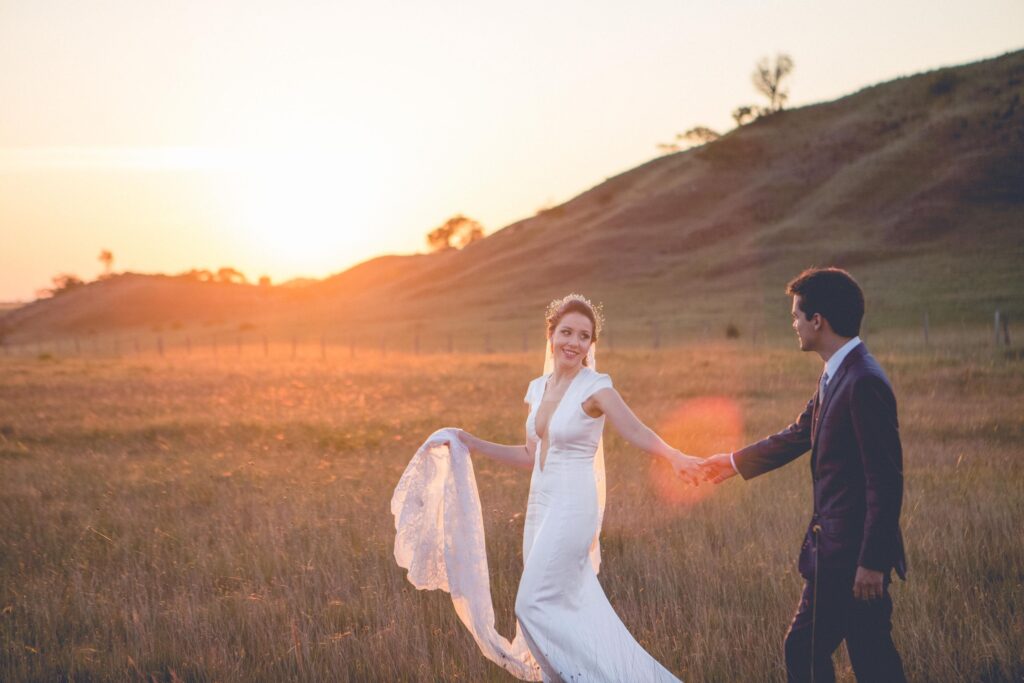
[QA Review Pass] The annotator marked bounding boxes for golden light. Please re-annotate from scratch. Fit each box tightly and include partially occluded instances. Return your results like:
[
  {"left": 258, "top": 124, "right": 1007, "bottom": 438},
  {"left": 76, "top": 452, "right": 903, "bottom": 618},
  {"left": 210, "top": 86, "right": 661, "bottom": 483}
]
[
  {"left": 214, "top": 144, "right": 389, "bottom": 275},
  {"left": 650, "top": 396, "right": 745, "bottom": 507}
]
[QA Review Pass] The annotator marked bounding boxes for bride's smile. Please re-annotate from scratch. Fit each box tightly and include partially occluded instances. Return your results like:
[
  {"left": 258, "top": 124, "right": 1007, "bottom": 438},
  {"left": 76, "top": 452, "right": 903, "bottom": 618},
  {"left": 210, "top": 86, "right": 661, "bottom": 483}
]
[{"left": 551, "top": 311, "right": 593, "bottom": 369}]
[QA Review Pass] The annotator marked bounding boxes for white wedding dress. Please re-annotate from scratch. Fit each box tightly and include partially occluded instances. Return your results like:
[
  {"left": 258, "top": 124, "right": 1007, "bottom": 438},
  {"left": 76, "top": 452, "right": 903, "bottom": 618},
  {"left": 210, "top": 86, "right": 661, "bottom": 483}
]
[{"left": 392, "top": 366, "right": 681, "bottom": 682}]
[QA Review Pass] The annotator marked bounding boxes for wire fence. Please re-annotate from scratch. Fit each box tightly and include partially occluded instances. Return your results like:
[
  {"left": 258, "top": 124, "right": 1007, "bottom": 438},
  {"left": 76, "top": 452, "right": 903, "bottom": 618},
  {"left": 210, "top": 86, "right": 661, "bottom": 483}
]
[{"left": 0, "top": 311, "right": 1014, "bottom": 361}]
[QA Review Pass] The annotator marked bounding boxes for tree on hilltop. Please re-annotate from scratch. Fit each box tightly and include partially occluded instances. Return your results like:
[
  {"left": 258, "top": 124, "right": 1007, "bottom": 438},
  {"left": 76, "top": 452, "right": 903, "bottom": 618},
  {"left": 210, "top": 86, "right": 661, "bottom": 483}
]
[
  {"left": 427, "top": 214, "right": 485, "bottom": 252},
  {"left": 657, "top": 53, "right": 793, "bottom": 153},
  {"left": 177, "top": 269, "right": 215, "bottom": 282},
  {"left": 727, "top": 53, "right": 795, "bottom": 129},
  {"left": 752, "top": 53, "right": 794, "bottom": 113},
  {"left": 657, "top": 126, "right": 722, "bottom": 154},
  {"left": 98, "top": 249, "right": 114, "bottom": 277},
  {"left": 216, "top": 267, "right": 248, "bottom": 284},
  {"left": 732, "top": 105, "right": 758, "bottom": 127},
  {"left": 37, "top": 273, "right": 84, "bottom": 299}
]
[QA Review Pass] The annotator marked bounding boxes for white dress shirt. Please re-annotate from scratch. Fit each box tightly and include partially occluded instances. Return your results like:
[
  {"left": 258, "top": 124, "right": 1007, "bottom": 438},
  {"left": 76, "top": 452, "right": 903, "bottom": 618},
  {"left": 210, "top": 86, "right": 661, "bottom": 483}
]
[{"left": 730, "top": 337, "right": 862, "bottom": 473}]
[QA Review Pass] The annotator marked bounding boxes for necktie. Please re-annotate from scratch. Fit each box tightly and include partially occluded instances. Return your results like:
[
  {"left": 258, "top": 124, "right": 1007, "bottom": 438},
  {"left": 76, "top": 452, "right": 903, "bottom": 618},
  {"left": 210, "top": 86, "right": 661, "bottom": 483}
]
[{"left": 818, "top": 370, "right": 830, "bottom": 403}]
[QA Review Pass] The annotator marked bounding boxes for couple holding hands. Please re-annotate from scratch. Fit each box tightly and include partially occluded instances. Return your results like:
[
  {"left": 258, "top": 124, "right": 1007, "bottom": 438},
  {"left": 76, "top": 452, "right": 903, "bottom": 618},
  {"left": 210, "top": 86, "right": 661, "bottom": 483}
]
[{"left": 394, "top": 267, "right": 906, "bottom": 682}]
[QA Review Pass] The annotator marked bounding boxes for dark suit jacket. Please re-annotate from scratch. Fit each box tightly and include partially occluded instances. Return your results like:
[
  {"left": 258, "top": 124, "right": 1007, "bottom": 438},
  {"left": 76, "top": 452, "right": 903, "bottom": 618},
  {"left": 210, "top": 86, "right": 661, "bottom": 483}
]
[{"left": 733, "top": 343, "right": 907, "bottom": 580}]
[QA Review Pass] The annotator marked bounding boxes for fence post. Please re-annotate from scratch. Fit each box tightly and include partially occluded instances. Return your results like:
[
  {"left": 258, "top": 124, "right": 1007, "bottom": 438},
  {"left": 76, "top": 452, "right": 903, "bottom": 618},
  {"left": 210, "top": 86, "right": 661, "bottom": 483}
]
[
  {"left": 1002, "top": 313, "right": 1011, "bottom": 346},
  {"left": 923, "top": 311, "right": 930, "bottom": 347},
  {"left": 995, "top": 310, "right": 1001, "bottom": 347}
]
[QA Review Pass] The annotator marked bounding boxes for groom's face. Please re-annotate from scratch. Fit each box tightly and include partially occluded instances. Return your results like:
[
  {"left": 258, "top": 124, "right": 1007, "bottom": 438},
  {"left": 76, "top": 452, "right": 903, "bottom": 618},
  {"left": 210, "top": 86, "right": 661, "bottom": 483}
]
[{"left": 791, "top": 296, "right": 820, "bottom": 352}]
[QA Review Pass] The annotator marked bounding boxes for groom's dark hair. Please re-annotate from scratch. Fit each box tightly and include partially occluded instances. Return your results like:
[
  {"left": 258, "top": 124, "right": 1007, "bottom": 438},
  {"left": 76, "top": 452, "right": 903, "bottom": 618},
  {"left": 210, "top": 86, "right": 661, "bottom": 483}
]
[{"left": 787, "top": 267, "right": 865, "bottom": 337}]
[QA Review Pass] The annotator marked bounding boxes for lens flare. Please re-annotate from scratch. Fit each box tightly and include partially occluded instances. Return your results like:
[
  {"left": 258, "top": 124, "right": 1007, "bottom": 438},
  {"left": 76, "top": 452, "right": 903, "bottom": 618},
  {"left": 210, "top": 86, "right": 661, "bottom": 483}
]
[{"left": 650, "top": 396, "right": 745, "bottom": 507}]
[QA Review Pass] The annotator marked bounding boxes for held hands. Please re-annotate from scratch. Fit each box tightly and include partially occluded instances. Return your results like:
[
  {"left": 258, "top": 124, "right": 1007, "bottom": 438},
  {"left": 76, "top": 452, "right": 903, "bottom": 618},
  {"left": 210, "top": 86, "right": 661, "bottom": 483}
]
[
  {"left": 668, "top": 450, "right": 702, "bottom": 486},
  {"left": 699, "top": 453, "right": 738, "bottom": 484}
]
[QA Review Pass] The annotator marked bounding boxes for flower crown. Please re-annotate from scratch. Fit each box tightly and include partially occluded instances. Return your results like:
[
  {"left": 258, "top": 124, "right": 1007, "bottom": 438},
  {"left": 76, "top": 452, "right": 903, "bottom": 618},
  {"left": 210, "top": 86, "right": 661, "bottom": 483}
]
[{"left": 545, "top": 293, "right": 605, "bottom": 339}]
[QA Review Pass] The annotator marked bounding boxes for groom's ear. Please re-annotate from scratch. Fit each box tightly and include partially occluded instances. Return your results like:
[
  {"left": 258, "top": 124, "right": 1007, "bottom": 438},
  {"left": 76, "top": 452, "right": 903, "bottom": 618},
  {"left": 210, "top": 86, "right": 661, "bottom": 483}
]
[{"left": 814, "top": 313, "right": 835, "bottom": 334}]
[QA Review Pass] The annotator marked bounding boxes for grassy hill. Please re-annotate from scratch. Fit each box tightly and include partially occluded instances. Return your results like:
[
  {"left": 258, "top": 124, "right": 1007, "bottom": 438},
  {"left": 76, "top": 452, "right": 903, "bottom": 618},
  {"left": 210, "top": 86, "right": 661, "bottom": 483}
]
[{"left": 3, "top": 49, "right": 1022, "bottom": 346}]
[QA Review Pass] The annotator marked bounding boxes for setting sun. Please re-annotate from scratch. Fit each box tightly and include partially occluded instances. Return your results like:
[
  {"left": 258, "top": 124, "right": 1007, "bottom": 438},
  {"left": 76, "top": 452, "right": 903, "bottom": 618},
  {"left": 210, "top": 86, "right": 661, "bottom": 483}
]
[{"left": 213, "top": 145, "right": 389, "bottom": 275}]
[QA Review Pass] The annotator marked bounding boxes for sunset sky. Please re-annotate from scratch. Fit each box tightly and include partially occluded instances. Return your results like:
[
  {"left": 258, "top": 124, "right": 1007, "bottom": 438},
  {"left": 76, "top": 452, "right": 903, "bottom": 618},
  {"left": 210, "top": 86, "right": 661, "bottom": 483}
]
[{"left": 1, "top": 0, "right": 1021, "bottom": 301}]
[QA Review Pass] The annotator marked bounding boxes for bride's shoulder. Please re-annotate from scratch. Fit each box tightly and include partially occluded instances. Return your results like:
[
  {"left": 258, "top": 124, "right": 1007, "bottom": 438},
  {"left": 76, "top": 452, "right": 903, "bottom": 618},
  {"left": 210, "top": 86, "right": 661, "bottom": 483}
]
[
  {"left": 582, "top": 367, "right": 613, "bottom": 391},
  {"left": 524, "top": 374, "right": 547, "bottom": 403}
]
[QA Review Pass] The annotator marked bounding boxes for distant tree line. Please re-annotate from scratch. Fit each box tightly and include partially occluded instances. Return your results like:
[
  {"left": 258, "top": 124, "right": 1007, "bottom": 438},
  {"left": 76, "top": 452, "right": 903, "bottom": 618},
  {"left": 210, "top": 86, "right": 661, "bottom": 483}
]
[
  {"left": 176, "top": 267, "right": 250, "bottom": 284},
  {"left": 34, "top": 248, "right": 275, "bottom": 301}
]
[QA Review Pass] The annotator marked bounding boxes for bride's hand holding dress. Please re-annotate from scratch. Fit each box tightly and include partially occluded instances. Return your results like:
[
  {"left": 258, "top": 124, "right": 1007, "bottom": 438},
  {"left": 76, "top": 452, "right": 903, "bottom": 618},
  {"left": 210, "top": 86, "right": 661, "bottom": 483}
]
[{"left": 456, "top": 429, "right": 534, "bottom": 469}]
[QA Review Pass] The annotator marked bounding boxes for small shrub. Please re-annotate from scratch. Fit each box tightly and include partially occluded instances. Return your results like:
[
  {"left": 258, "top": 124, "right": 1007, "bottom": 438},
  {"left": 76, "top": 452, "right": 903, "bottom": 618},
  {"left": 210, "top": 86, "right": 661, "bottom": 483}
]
[
  {"left": 536, "top": 205, "right": 565, "bottom": 219},
  {"left": 725, "top": 323, "right": 740, "bottom": 339},
  {"left": 929, "top": 70, "right": 957, "bottom": 96}
]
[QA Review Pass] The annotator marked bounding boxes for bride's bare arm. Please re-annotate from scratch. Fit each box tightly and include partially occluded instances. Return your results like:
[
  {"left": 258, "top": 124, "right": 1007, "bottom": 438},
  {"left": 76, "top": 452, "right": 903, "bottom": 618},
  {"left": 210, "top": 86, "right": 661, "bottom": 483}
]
[
  {"left": 457, "top": 429, "right": 534, "bottom": 469},
  {"left": 590, "top": 389, "right": 701, "bottom": 480}
]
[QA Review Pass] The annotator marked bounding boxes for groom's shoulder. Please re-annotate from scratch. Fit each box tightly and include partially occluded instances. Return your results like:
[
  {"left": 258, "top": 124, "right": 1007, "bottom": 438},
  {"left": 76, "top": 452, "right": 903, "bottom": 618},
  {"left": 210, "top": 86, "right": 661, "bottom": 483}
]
[
  {"left": 853, "top": 345, "right": 890, "bottom": 378},
  {"left": 848, "top": 350, "right": 896, "bottom": 398}
]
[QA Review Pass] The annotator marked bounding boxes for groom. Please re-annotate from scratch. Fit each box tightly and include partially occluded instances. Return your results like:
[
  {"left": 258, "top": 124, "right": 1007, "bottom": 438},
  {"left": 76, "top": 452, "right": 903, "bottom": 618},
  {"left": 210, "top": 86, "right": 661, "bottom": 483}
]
[{"left": 701, "top": 267, "right": 907, "bottom": 683}]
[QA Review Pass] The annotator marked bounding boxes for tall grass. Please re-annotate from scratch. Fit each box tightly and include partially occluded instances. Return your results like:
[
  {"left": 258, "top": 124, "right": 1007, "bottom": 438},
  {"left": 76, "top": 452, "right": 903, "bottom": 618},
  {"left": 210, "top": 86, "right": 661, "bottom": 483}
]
[{"left": 0, "top": 344, "right": 1021, "bottom": 681}]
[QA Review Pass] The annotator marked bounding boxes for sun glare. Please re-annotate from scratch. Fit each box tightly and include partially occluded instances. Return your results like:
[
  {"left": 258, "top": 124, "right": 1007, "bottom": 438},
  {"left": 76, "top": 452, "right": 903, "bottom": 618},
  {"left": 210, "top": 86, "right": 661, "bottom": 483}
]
[
  {"left": 214, "top": 146, "right": 388, "bottom": 274},
  {"left": 650, "top": 396, "right": 745, "bottom": 507}
]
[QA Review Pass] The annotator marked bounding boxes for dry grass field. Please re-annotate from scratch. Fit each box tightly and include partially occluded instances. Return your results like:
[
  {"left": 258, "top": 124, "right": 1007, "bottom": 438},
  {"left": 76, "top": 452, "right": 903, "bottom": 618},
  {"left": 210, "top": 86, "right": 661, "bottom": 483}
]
[{"left": 1, "top": 340, "right": 1021, "bottom": 681}]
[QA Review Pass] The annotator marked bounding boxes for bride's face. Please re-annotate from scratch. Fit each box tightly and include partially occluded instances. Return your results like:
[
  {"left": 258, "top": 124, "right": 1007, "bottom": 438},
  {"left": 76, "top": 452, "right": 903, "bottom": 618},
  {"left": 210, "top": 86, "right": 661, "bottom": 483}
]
[{"left": 550, "top": 312, "right": 594, "bottom": 369}]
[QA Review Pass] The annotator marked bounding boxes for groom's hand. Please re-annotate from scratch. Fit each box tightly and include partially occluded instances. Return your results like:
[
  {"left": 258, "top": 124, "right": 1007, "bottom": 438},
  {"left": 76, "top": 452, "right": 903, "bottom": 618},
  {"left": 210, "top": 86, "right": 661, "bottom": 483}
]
[
  {"left": 700, "top": 453, "right": 738, "bottom": 484},
  {"left": 853, "top": 566, "right": 885, "bottom": 601}
]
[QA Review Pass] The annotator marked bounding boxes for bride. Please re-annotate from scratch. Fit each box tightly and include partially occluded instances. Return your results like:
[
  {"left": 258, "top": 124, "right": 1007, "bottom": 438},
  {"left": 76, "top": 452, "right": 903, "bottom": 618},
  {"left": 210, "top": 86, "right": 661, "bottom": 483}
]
[{"left": 394, "top": 294, "right": 701, "bottom": 681}]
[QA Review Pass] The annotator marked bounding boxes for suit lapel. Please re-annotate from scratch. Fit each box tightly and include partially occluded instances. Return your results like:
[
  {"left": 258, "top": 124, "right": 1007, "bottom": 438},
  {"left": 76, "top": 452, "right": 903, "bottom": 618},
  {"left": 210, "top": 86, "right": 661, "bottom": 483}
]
[{"left": 812, "top": 343, "right": 866, "bottom": 449}]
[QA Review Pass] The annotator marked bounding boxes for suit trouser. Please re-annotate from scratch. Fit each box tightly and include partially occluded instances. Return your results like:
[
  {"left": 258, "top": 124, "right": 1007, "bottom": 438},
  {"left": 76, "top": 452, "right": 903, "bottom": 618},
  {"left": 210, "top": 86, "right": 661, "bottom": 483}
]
[{"left": 784, "top": 570, "right": 906, "bottom": 683}]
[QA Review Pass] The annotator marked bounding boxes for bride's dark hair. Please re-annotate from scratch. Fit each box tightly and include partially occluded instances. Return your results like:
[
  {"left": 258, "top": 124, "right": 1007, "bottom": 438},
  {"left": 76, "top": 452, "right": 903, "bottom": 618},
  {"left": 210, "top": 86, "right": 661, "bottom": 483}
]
[{"left": 545, "top": 294, "right": 603, "bottom": 365}]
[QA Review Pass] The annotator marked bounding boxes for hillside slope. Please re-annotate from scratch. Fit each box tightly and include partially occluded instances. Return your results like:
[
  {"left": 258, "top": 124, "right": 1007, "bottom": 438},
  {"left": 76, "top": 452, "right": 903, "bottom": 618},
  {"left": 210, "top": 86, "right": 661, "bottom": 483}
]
[{"left": 4, "top": 49, "right": 1022, "bottom": 343}]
